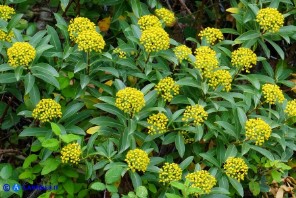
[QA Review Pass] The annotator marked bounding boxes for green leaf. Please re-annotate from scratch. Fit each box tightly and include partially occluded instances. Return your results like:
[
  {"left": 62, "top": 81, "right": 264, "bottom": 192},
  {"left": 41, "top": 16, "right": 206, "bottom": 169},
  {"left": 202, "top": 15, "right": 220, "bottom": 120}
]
[
  {"left": 129, "top": 0, "right": 141, "bottom": 17},
  {"left": 170, "top": 181, "right": 185, "bottom": 190},
  {"left": 24, "top": 73, "right": 35, "bottom": 95},
  {"left": 264, "top": 38, "right": 284, "bottom": 59},
  {"left": 228, "top": 177, "right": 244, "bottom": 197},
  {"left": 0, "top": 73, "right": 17, "bottom": 83},
  {"left": 224, "top": 145, "right": 237, "bottom": 161},
  {"left": 7, "top": 14, "right": 23, "bottom": 31},
  {"left": 175, "top": 133, "right": 185, "bottom": 158},
  {"left": 136, "top": 186, "right": 148, "bottom": 198},
  {"left": 23, "top": 154, "right": 38, "bottom": 169},
  {"left": 19, "top": 127, "right": 51, "bottom": 137},
  {"left": 0, "top": 165, "right": 13, "bottom": 179},
  {"left": 61, "top": 0, "right": 70, "bottom": 11},
  {"left": 80, "top": 74, "right": 90, "bottom": 89},
  {"left": 41, "top": 138, "right": 59, "bottom": 149},
  {"left": 41, "top": 158, "right": 60, "bottom": 175},
  {"left": 47, "top": 25, "right": 62, "bottom": 51},
  {"left": 165, "top": 193, "right": 182, "bottom": 198},
  {"left": 249, "top": 181, "right": 260, "bottom": 196},
  {"left": 105, "top": 166, "right": 123, "bottom": 184},
  {"left": 129, "top": 171, "right": 142, "bottom": 189},
  {"left": 50, "top": 122, "right": 61, "bottom": 136},
  {"left": 200, "top": 153, "right": 220, "bottom": 167},
  {"left": 63, "top": 179, "right": 74, "bottom": 195},
  {"left": 235, "top": 30, "right": 260, "bottom": 43},
  {"left": 29, "top": 30, "right": 47, "bottom": 47},
  {"left": 179, "top": 156, "right": 194, "bottom": 170},
  {"left": 32, "top": 70, "right": 60, "bottom": 89},
  {"left": 250, "top": 145, "right": 274, "bottom": 161},
  {"left": 60, "top": 134, "right": 80, "bottom": 143},
  {"left": 60, "top": 102, "right": 84, "bottom": 122},
  {"left": 237, "top": 107, "right": 247, "bottom": 126},
  {"left": 90, "top": 182, "right": 106, "bottom": 191},
  {"left": 31, "top": 63, "right": 59, "bottom": 77},
  {"left": 271, "top": 170, "right": 281, "bottom": 182}
]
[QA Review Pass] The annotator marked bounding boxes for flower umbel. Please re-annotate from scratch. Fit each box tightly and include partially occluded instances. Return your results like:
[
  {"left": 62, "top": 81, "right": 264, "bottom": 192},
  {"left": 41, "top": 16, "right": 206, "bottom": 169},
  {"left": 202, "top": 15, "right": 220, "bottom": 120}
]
[
  {"left": 208, "top": 70, "right": 232, "bottom": 92},
  {"left": 159, "top": 163, "right": 182, "bottom": 184},
  {"left": 76, "top": 30, "right": 105, "bottom": 53},
  {"left": 125, "top": 149, "right": 150, "bottom": 172},
  {"left": 68, "top": 17, "right": 96, "bottom": 42},
  {"left": 173, "top": 45, "right": 192, "bottom": 62},
  {"left": 198, "top": 27, "right": 223, "bottom": 45},
  {"left": 0, "top": 5, "right": 15, "bottom": 20},
  {"left": 194, "top": 46, "right": 219, "bottom": 78},
  {"left": 224, "top": 157, "right": 248, "bottom": 182},
  {"left": 155, "top": 8, "right": 176, "bottom": 27},
  {"left": 115, "top": 87, "right": 145, "bottom": 115},
  {"left": 32, "top": 99, "right": 62, "bottom": 123},
  {"left": 231, "top": 47, "right": 257, "bottom": 73},
  {"left": 140, "top": 27, "right": 170, "bottom": 52},
  {"left": 285, "top": 99, "right": 296, "bottom": 117},
  {"left": 61, "top": 143, "right": 82, "bottom": 164},
  {"left": 138, "top": 15, "right": 162, "bottom": 31},
  {"left": 113, "top": 48, "right": 127, "bottom": 59},
  {"left": 256, "top": 8, "right": 284, "bottom": 33},
  {"left": 7, "top": 42, "right": 36, "bottom": 67},
  {"left": 182, "top": 105, "right": 208, "bottom": 126},
  {"left": 155, "top": 77, "right": 180, "bottom": 102},
  {"left": 262, "top": 84, "right": 285, "bottom": 104},
  {"left": 147, "top": 112, "right": 168, "bottom": 135},
  {"left": 245, "top": 118, "right": 272, "bottom": 146},
  {"left": 0, "top": 30, "right": 14, "bottom": 42},
  {"left": 186, "top": 170, "right": 217, "bottom": 194}
]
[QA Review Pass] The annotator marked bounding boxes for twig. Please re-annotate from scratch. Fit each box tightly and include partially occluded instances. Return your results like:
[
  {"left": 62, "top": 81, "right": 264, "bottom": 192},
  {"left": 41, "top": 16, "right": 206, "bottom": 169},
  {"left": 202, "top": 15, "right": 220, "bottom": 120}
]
[{"left": 178, "top": 0, "right": 195, "bottom": 19}]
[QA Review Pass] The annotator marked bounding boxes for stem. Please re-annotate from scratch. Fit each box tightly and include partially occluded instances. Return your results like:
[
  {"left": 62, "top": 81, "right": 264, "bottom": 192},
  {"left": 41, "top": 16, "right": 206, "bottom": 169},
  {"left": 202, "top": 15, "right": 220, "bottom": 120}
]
[
  {"left": 268, "top": 104, "right": 271, "bottom": 119},
  {"left": 86, "top": 51, "right": 90, "bottom": 75}
]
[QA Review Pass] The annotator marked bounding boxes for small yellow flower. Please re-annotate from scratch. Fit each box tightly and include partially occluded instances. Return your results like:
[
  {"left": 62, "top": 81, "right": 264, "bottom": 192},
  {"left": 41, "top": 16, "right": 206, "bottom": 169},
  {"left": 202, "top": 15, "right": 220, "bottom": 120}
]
[
  {"left": 0, "top": 5, "right": 15, "bottom": 20},
  {"left": 155, "top": 77, "right": 180, "bottom": 102},
  {"left": 182, "top": 105, "right": 208, "bottom": 126},
  {"left": 181, "top": 131, "right": 194, "bottom": 144},
  {"left": 155, "top": 8, "right": 176, "bottom": 27},
  {"left": 159, "top": 163, "right": 182, "bottom": 184},
  {"left": 68, "top": 17, "right": 96, "bottom": 42},
  {"left": 208, "top": 70, "right": 232, "bottom": 92},
  {"left": 7, "top": 42, "right": 36, "bottom": 67},
  {"left": 125, "top": 148, "right": 150, "bottom": 172},
  {"left": 0, "top": 30, "right": 14, "bottom": 42},
  {"left": 61, "top": 143, "right": 82, "bottom": 164},
  {"left": 285, "top": 99, "right": 296, "bottom": 117},
  {"left": 262, "top": 84, "right": 285, "bottom": 104},
  {"left": 32, "top": 99, "right": 62, "bottom": 123},
  {"left": 113, "top": 48, "right": 127, "bottom": 59},
  {"left": 231, "top": 47, "right": 257, "bottom": 73},
  {"left": 194, "top": 46, "right": 219, "bottom": 78},
  {"left": 76, "top": 30, "right": 105, "bottom": 53},
  {"left": 173, "top": 45, "right": 192, "bottom": 62},
  {"left": 245, "top": 118, "right": 272, "bottom": 146},
  {"left": 186, "top": 170, "right": 217, "bottom": 194},
  {"left": 115, "top": 87, "right": 145, "bottom": 115},
  {"left": 224, "top": 157, "right": 248, "bottom": 182},
  {"left": 198, "top": 27, "right": 223, "bottom": 45},
  {"left": 140, "top": 27, "right": 170, "bottom": 52},
  {"left": 256, "top": 8, "right": 284, "bottom": 33},
  {"left": 147, "top": 112, "right": 168, "bottom": 135},
  {"left": 138, "top": 15, "right": 162, "bottom": 31}
]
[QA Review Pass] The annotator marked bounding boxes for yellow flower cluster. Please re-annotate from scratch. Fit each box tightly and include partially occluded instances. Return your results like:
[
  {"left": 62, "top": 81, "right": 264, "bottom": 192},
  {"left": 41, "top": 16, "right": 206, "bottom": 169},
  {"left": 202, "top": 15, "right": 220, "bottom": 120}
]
[
  {"left": 182, "top": 105, "right": 208, "bottom": 126},
  {"left": 173, "top": 45, "right": 192, "bottom": 62},
  {"left": 231, "top": 47, "right": 257, "bottom": 73},
  {"left": 159, "top": 163, "right": 182, "bottom": 184},
  {"left": 155, "top": 77, "right": 180, "bottom": 102},
  {"left": 60, "top": 143, "right": 82, "bottom": 164},
  {"left": 194, "top": 46, "right": 218, "bottom": 78},
  {"left": 155, "top": 8, "right": 176, "bottom": 27},
  {"left": 245, "top": 118, "right": 272, "bottom": 146},
  {"left": 181, "top": 131, "right": 194, "bottom": 144},
  {"left": 147, "top": 112, "right": 168, "bottom": 135},
  {"left": 224, "top": 157, "right": 248, "bottom": 182},
  {"left": 0, "top": 5, "right": 15, "bottom": 20},
  {"left": 32, "top": 99, "right": 62, "bottom": 123},
  {"left": 125, "top": 149, "right": 150, "bottom": 172},
  {"left": 115, "top": 87, "right": 145, "bottom": 115},
  {"left": 208, "top": 70, "right": 232, "bottom": 92},
  {"left": 256, "top": 8, "right": 284, "bottom": 33},
  {"left": 138, "top": 15, "right": 162, "bottom": 31},
  {"left": 198, "top": 27, "right": 223, "bottom": 45},
  {"left": 7, "top": 42, "right": 36, "bottom": 67},
  {"left": 186, "top": 170, "right": 217, "bottom": 194},
  {"left": 76, "top": 30, "right": 105, "bottom": 53},
  {"left": 113, "top": 48, "right": 127, "bottom": 59},
  {"left": 140, "top": 27, "right": 170, "bottom": 52},
  {"left": 262, "top": 84, "right": 285, "bottom": 104},
  {"left": 68, "top": 17, "right": 96, "bottom": 42},
  {"left": 0, "top": 30, "right": 14, "bottom": 42},
  {"left": 285, "top": 100, "right": 296, "bottom": 117}
]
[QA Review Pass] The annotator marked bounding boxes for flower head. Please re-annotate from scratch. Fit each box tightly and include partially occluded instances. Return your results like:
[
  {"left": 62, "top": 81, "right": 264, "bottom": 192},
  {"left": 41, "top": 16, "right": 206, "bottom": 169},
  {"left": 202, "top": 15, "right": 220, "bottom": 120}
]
[
  {"left": 181, "top": 131, "right": 194, "bottom": 144},
  {"left": 113, "top": 48, "right": 127, "bottom": 59},
  {"left": 173, "top": 45, "right": 192, "bottom": 62},
  {"left": 138, "top": 15, "right": 162, "bottom": 31},
  {"left": 198, "top": 27, "right": 223, "bottom": 45},
  {"left": 155, "top": 8, "right": 176, "bottom": 27},
  {"left": 76, "top": 30, "right": 105, "bottom": 52},
  {"left": 115, "top": 87, "right": 145, "bottom": 115},
  {"left": 208, "top": 70, "right": 232, "bottom": 92},
  {"left": 140, "top": 27, "right": 170, "bottom": 52},
  {"left": 7, "top": 42, "right": 36, "bottom": 67},
  {"left": 245, "top": 118, "right": 272, "bottom": 146},
  {"left": 182, "top": 105, "right": 208, "bottom": 126},
  {"left": 155, "top": 77, "right": 180, "bottom": 102},
  {"left": 256, "top": 8, "right": 284, "bottom": 33},
  {"left": 147, "top": 112, "right": 168, "bottom": 135},
  {"left": 262, "top": 84, "right": 285, "bottom": 104},
  {"left": 285, "top": 99, "right": 296, "bottom": 117},
  {"left": 0, "top": 30, "right": 13, "bottom": 42},
  {"left": 194, "top": 46, "right": 219, "bottom": 78},
  {"left": 159, "top": 163, "right": 182, "bottom": 184},
  {"left": 231, "top": 48, "right": 257, "bottom": 73},
  {"left": 125, "top": 149, "right": 150, "bottom": 172},
  {"left": 224, "top": 157, "right": 248, "bottom": 182},
  {"left": 68, "top": 17, "right": 96, "bottom": 42},
  {"left": 61, "top": 143, "right": 82, "bottom": 164},
  {"left": 0, "top": 5, "right": 15, "bottom": 20},
  {"left": 32, "top": 99, "right": 62, "bottom": 123},
  {"left": 186, "top": 170, "right": 217, "bottom": 194}
]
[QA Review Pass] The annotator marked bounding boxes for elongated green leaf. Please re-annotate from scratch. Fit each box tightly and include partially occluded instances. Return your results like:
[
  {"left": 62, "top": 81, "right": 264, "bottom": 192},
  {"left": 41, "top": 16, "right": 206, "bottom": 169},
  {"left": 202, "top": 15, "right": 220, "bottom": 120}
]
[
  {"left": 29, "top": 30, "right": 47, "bottom": 47},
  {"left": 175, "top": 133, "right": 185, "bottom": 157},
  {"left": 90, "top": 182, "right": 106, "bottom": 191},
  {"left": 200, "top": 153, "right": 220, "bottom": 167},
  {"left": 129, "top": 171, "right": 142, "bottom": 189},
  {"left": 179, "top": 156, "right": 194, "bottom": 170},
  {"left": 31, "top": 63, "right": 59, "bottom": 77},
  {"left": 19, "top": 127, "right": 51, "bottom": 137},
  {"left": 228, "top": 177, "right": 244, "bottom": 197},
  {"left": 60, "top": 102, "right": 84, "bottom": 122},
  {"left": 265, "top": 38, "right": 284, "bottom": 59},
  {"left": 47, "top": 25, "right": 62, "bottom": 51},
  {"left": 129, "top": 0, "right": 141, "bottom": 17},
  {"left": 7, "top": 14, "right": 23, "bottom": 31},
  {"left": 32, "top": 70, "right": 60, "bottom": 89},
  {"left": 105, "top": 166, "right": 123, "bottom": 184},
  {"left": 0, "top": 73, "right": 17, "bottom": 83},
  {"left": 24, "top": 73, "right": 35, "bottom": 94},
  {"left": 250, "top": 145, "right": 274, "bottom": 161}
]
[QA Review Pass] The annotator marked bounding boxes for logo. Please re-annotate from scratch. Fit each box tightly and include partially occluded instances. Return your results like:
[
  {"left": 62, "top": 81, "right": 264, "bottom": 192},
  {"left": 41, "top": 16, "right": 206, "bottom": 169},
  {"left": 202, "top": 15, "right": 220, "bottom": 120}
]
[
  {"left": 12, "top": 184, "right": 20, "bottom": 192},
  {"left": 3, "top": 184, "right": 10, "bottom": 191}
]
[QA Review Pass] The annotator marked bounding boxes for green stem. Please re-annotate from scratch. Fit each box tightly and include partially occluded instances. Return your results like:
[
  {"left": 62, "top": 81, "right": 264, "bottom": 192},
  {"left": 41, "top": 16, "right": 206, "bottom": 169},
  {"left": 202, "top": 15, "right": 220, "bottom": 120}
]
[{"left": 86, "top": 51, "right": 90, "bottom": 75}]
